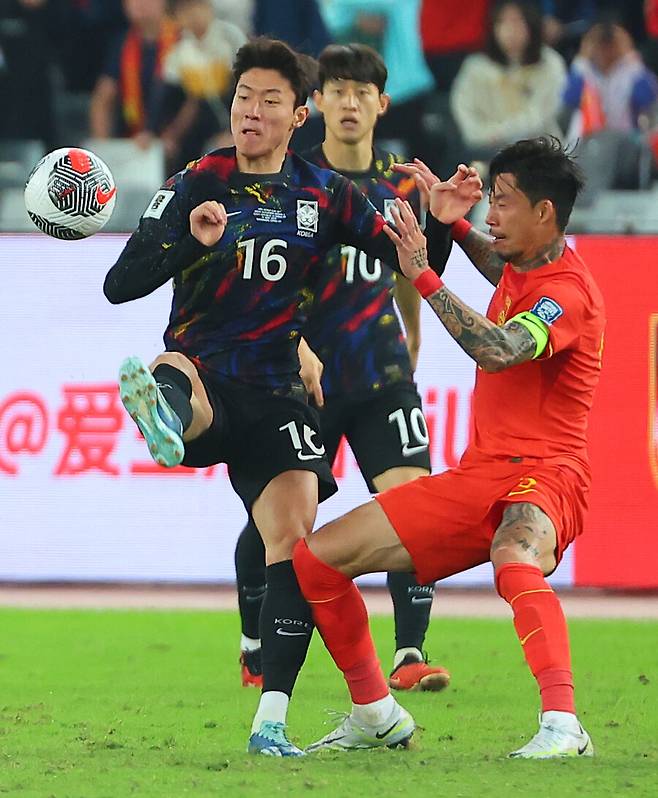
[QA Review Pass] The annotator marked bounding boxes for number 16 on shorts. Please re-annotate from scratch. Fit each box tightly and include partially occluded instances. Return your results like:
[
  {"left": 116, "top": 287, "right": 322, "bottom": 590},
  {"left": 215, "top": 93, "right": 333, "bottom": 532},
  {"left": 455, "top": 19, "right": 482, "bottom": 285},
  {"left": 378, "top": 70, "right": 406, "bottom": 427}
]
[{"left": 388, "top": 407, "right": 430, "bottom": 457}]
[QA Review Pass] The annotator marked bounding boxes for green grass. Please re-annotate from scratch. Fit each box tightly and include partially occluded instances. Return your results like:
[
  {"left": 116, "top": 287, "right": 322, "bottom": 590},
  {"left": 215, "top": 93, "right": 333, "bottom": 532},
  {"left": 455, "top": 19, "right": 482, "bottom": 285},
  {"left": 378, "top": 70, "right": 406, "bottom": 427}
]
[{"left": 0, "top": 610, "right": 655, "bottom": 797}]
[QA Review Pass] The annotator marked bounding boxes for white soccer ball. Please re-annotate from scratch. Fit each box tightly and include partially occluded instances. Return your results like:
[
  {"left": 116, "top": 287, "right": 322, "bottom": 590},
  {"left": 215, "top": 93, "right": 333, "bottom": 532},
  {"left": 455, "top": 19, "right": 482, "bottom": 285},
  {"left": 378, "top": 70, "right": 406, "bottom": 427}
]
[{"left": 24, "top": 147, "right": 117, "bottom": 239}]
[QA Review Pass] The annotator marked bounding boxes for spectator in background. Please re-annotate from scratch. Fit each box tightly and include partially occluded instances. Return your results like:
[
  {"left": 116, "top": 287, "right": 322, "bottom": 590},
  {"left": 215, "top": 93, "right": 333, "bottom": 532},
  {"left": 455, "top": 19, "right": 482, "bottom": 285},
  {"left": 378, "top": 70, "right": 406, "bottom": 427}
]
[
  {"left": 159, "top": 0, "right": 246, "bottom": 172},
  {"left": 642, "top": 0, "right": 658, "bottom": 78},
  {"left": 321, "top": 0, "right": 434, "bottom": 163},
  {"left": 0, "top": 0, "right": 58, "bottom": 147},
  {"left": 57, "top": 0, "right": 127, "bottom": 94},
  {"left": 540, "top": 0, "right": 598, "bottom": 63},
  {"left": 89, "top": 0, "right": 178, "bottom": 145},
  {"left": 451, "top": 0, "right": 566, "bottom": 165},
  {"left": 253, "top": 0, "right": 330, "bottom": 57},
  {"left": 562, "top": 20, "right": 658, "bottom": 196},
  {"left": 420, "top": 0, "right": 491, "bottom": 92},
  {"left": 211, "top": 0, "right": 254, "bottom": 36}
]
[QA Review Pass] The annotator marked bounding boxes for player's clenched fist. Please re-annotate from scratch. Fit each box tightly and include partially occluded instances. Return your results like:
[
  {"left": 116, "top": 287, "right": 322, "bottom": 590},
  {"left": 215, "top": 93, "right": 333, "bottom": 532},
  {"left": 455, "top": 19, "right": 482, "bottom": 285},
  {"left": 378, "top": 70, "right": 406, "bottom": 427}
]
[{"left": 190, "top": 200, "right": 228, "bottom": 247}]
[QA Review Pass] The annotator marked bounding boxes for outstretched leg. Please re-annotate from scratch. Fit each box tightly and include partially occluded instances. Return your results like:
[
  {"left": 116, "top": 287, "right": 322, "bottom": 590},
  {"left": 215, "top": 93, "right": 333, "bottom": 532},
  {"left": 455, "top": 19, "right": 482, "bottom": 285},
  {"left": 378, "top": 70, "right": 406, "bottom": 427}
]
[{"left": 293, "top": 501, "right": 417, "bottom": 751}]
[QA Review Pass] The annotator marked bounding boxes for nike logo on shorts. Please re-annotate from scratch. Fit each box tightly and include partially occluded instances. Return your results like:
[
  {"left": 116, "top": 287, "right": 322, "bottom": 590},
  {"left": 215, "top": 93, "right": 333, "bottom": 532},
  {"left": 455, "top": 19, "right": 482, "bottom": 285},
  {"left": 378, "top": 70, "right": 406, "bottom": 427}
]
[{"left": 276, "top": 629, "right": 308, "bottom": 637}]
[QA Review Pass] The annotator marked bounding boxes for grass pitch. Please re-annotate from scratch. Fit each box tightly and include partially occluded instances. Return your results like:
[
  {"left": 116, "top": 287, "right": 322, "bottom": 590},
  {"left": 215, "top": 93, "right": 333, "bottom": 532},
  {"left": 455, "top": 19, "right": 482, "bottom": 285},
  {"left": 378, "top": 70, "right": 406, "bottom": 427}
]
[{"left": 0, "top": 609, "right": 655, "bottom": 797}]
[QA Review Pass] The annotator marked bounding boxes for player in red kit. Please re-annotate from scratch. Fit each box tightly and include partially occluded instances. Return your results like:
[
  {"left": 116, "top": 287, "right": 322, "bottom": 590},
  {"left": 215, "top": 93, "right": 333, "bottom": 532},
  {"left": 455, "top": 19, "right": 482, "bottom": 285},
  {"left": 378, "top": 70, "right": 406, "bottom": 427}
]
[{"left": 293, "top": 137, "right": 604, "bottom": 757}]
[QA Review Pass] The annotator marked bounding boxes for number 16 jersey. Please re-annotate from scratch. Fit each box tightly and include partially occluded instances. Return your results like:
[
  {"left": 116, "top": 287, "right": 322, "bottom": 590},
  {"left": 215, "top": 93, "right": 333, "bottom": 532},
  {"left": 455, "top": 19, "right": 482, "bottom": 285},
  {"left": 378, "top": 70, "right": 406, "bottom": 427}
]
[{"left": 104, "top": 147, "right": 451, "bottom": 393}]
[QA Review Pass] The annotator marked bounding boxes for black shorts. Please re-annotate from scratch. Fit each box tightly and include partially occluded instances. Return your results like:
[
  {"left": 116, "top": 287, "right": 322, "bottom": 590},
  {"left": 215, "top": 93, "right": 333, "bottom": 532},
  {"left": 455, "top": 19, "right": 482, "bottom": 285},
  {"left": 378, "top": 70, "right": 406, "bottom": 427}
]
[
  {"left": 317, "top": 382, "right": 431, "bottom": 493},
  {"left": 182, "top": 373, "right": 337, "bottom": 511}
]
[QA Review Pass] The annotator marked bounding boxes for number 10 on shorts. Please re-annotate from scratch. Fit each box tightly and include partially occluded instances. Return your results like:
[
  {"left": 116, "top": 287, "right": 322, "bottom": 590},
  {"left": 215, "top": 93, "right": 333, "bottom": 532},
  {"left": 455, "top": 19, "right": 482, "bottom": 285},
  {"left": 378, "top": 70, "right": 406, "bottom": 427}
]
[
  {"left": 279, "top": 420, "right": 326, "bottom": 461},
  {"left": 388, "top": 407, "right": 430, "bottom": 457}
]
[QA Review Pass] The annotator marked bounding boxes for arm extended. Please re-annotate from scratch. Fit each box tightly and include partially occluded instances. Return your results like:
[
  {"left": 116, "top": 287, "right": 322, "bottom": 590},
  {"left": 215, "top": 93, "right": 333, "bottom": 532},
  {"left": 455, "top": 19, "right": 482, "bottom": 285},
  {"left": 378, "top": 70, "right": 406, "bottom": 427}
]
[{"left": 384, "top": 199, "right": 546, "bottom": 373}]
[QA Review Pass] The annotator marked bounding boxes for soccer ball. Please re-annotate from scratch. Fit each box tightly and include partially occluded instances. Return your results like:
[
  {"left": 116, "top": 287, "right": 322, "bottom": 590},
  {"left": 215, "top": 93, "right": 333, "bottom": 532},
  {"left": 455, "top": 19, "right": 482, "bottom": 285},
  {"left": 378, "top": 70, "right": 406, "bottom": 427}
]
[{"left": 24, "top": 147, "right": 117, "bottom": 239}]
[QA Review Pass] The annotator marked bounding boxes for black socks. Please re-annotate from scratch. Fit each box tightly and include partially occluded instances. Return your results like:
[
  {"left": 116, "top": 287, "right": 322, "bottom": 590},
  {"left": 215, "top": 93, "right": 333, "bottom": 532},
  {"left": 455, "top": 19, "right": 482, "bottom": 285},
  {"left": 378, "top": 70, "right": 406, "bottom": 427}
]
[
  {"left": 259, "top": 560, "right": 314, "bottom": 696},
  {"left": 152, "top": 363, "right": 193, "bottom": 432},
  {"left": 234, "top": 518, "right": 267, "bottom": 639},
  {"left": 387, "top": 571, "right": 435, "bottom": 651}
]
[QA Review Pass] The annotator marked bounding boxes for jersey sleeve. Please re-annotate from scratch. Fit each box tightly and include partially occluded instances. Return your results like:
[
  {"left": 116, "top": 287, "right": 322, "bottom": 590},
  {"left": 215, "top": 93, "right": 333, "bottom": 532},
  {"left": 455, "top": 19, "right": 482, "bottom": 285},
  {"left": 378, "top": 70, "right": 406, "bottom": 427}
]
[
  {"left": 330, "top": 173, "right": 452, "bottom": 276},
  {"left": 521, "top": 279, "right": 589, "bottom": 357},
  {"left": 103, "top": 170, "right": 210, "bottom": 304}
]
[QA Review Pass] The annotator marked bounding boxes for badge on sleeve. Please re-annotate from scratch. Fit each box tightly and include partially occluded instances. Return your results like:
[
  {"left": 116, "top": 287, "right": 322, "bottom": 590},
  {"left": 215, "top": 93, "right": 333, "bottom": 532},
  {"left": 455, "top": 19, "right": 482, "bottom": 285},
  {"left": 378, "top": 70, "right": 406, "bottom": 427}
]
[
  {"left": 531, "top": 296, "right": 563, "bottom": 325},
  {"left": 143, "top": 190, "right": 175, "bottom": 219}
]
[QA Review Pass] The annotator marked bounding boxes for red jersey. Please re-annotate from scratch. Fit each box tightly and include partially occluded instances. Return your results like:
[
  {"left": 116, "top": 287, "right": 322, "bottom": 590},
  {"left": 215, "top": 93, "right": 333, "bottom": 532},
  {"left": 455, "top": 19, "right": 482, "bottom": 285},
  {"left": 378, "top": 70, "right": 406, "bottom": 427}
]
[{"left": 469, "top": 245, "right": 605, "bottom": 477}]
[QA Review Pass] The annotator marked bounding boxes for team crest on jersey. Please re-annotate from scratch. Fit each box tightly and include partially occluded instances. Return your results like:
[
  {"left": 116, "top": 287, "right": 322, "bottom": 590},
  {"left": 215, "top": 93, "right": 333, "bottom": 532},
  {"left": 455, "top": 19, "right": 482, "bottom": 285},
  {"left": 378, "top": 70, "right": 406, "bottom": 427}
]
[
  {"left": 649, "top": 314, "right": 658, "bottom": 491},
  {"left": 531, "top": 296, "right": 563, "bottom": 325},
  {"left": 297, "top": 200, "right": 318, "bottom": 237},
  {"left": 383, "top": 198, "right": 397, "bottom": 223}
]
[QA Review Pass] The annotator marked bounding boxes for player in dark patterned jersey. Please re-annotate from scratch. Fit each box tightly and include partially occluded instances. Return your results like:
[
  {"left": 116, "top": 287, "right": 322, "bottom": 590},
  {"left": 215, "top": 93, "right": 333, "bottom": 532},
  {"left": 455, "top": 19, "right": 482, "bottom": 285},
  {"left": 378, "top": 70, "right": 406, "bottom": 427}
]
[
  {"left": 103, "top": 38, "right": 472, "bottom": 756},
  {"left": 234, "top": 44, "right": 450, "bottom": 695}
]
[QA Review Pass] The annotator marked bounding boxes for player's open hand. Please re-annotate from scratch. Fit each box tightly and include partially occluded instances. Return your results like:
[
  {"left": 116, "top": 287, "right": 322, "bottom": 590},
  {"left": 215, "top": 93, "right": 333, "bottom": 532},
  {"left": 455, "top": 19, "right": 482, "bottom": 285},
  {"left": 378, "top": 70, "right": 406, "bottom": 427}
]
[
  {"left": 394, "top": 159, "right": 483, "bottom": 223},
  {"left": 383, "top": 198, "right": 430, "bottom": 283},
  {"left": 298, "top": 337, "right": 325, "bottom": 408},
  {"left": 431, "top": 163, "right": 483, "bottom": 223},
  {"left": 393, "top": 158, "right": 441, "bottom": 205},
  {"left": 190, "top": 200, "right": 228, "bottom": 247}
]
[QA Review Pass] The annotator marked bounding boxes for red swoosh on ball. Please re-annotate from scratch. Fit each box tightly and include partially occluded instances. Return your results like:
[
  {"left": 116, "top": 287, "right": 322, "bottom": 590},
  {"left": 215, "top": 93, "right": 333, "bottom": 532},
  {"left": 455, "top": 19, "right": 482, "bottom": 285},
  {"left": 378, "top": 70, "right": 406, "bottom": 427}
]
[{"left": 96, "top": 186, "right": 117, "bottom": 205}]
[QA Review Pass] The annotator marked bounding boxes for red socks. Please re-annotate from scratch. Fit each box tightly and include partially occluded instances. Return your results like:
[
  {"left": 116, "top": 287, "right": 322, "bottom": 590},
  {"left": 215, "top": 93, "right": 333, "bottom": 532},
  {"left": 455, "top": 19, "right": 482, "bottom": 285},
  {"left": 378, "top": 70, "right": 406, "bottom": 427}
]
[
  {"left": 496, "top": 562, "right": 575, "bottom": 714},
  {"left": 293, "top": 539, "right": 389, "bottom": 705}
]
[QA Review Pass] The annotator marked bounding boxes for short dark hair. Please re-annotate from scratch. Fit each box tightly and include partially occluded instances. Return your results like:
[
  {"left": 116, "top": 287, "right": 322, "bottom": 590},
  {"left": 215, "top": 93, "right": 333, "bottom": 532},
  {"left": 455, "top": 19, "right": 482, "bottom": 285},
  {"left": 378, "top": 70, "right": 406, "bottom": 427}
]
[
  {"left": 485, "top": 0, "right": 543, "bottom": 66},
  {"left": 317, "top": 43, "right": 387, "bottom": 93},
  {"left": 232, "top": 37, "right": 312, "bottom": 108},
  {"left": 489, "top": 137, "right": 585, "bottom": 231}
]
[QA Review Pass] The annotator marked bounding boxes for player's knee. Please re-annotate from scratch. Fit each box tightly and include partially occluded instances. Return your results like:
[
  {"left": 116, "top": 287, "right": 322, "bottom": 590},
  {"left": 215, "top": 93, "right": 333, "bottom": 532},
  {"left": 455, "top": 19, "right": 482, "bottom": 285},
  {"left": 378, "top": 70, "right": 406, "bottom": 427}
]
[
  {"left": 150, "top": 351, "right": 192, "bottom": 374},
  {"left": 261, "top": 523, "right": 309, "bottom": 563},
  {"left": 490, "top": 536, "right": 555, "bottom": 574},
  {"left": 490, "top": 541, "right": 531, "bottom": 569}
]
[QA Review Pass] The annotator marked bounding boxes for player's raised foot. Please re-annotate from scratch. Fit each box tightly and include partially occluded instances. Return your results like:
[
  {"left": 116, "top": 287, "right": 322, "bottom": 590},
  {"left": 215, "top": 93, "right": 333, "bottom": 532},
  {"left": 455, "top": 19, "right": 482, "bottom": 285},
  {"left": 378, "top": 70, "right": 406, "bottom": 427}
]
[
  {"left": 118, "top": 356, "right": 184, "bottom": 467},
  {"left": 247, "top": 721, "right": 305, "bottom": 757},
  {"left": 305, "top": 702, "right": 415, "bottom": 752},
  {"left": 389, "top": 653, "right": 451, "bottom": 692},
  {"left": 509, "top": 712, "right": 594, "bottom": 759},
  {"left": 240, "top": 649, "right": 263, "bottom": 688}
]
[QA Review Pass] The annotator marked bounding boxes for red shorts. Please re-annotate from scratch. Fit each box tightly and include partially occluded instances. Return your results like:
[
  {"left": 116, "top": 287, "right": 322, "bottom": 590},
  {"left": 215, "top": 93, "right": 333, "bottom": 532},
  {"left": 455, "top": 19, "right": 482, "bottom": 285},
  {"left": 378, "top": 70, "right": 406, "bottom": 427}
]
[{"left": 375, "top": 454, "right": 590, "bottom": 585}]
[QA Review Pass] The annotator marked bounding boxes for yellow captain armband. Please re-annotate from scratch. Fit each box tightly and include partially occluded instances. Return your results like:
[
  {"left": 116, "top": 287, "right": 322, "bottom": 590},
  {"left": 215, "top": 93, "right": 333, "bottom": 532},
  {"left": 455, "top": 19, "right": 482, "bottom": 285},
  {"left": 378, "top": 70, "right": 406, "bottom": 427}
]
[{"left": 508, "top": 311, "right": 549, "bottom": 358}]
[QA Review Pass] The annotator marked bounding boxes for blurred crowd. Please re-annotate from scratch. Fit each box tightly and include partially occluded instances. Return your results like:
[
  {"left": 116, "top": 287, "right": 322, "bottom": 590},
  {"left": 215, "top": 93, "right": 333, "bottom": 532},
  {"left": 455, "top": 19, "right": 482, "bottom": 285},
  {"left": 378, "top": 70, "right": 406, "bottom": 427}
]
[{"left": 3, "top": 0, "right": 658, "bottom": 213}]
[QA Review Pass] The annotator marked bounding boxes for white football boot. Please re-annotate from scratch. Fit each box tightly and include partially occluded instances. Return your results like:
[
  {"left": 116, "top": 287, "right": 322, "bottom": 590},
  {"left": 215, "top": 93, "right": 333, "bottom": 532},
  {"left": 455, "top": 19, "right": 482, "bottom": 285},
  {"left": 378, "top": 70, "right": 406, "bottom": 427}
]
[
  {"left": 306, "top": 702, "right": 415, "bottom": 752},
  {"left": 509, "top": 711, "right": 594, "bottom": 759}
]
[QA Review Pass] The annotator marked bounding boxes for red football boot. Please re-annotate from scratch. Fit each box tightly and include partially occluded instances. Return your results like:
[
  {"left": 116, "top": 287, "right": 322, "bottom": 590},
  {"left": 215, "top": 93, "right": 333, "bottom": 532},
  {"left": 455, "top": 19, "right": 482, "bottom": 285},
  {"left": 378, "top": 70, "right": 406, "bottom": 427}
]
[
  {"left": 389, "top": 654, "right": 450, "bottom": 692},
  {"left": 240, "top": 649, "right": 263, "bottom": 688}
]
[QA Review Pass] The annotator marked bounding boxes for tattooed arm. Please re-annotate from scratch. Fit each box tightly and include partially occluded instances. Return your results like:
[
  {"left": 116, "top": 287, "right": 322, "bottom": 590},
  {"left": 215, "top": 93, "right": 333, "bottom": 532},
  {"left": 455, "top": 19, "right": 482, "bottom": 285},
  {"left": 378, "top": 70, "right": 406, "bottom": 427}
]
[
  {"left": 426, "top": 286, "right": 536, "bottom": 372},
  {"left": 458, "top": 226, "right": 505, "bottom": 286},
  {"left": 384, "top": 198, "right": 537, "bottom": 373}
]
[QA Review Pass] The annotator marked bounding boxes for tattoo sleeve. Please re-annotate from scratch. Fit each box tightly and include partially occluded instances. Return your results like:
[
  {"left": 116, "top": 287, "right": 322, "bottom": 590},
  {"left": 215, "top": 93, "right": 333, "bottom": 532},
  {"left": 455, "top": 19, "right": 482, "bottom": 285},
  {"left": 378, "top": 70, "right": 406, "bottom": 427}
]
[
  {"left": 427, "top": 286, "right": 537, "bottom": 372},
  {"left": 459, "top": 228, "right": 505, "bottom": 286}
]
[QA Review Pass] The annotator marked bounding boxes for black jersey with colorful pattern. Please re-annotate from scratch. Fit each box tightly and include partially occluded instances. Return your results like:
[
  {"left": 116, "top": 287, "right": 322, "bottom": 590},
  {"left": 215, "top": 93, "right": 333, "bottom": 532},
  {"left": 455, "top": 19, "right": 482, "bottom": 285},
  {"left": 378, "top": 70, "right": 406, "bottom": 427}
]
[
  {"left": 104, "top": 147, "right": 439, "bottom": 393},
  {"left": 302, "top": 145, "right": 421, "bottom": 399}
]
